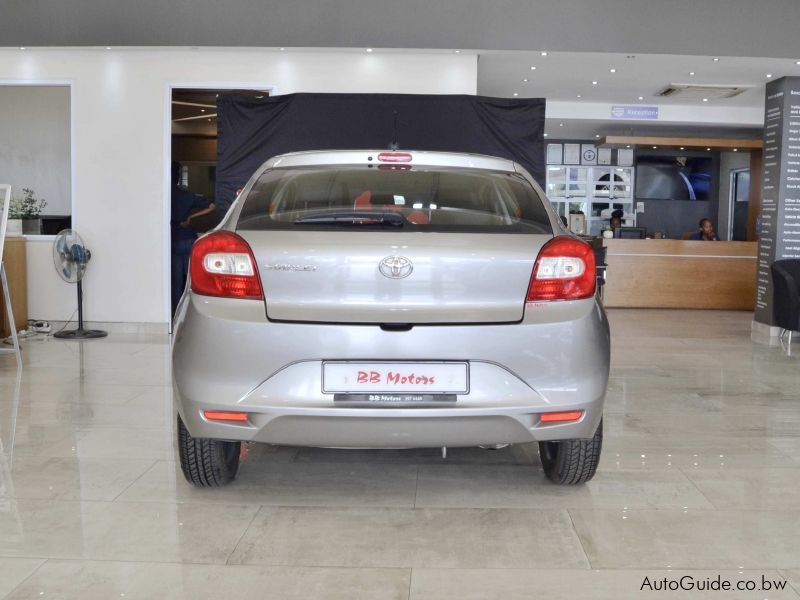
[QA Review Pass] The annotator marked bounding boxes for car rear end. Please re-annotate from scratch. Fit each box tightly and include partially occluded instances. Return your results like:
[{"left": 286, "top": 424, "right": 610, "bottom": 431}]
[{"left": 172, "top": 150, "right": 610, "bottom": 485}]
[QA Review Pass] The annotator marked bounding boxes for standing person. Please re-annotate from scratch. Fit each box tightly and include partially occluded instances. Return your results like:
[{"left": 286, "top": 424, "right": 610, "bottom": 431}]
[
  {"left": 690, "top": 218, "right": 720, "bottom": 241},
  {"left": 171, "top": 162, "right": 215, "bottom": 314},
  {"left": 609, "top": 209, "right": 624, "bottom": 230}
]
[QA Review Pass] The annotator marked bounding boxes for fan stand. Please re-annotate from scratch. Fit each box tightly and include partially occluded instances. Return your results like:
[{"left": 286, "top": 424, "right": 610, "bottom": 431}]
[{"left": 54, "top": 280, "right": 107, "bottom": 340}]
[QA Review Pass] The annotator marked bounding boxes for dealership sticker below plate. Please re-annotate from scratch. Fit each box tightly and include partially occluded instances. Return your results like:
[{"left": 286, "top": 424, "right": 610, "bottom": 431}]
[{"left": 322, "top": 362, "right": 469, "bottom": 394}]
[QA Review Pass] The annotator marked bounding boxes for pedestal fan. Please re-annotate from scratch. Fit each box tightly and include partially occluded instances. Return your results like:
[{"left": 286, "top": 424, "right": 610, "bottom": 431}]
[{"left": 52, "top": 229, "right": 107, "bottom": 339}]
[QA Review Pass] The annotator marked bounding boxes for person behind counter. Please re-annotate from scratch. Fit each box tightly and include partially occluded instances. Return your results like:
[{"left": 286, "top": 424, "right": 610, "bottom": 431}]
[
  {"left": 690, "top": 218, "right": 720, "bottom": 241},
  {"left": 609, "top": 209, "right": 624, "bottom": 230}
]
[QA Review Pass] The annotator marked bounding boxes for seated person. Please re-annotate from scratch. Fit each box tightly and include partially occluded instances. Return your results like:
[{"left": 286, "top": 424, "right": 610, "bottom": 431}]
[
  {"left": 690, "top": 218, "right": 720, "bottom": 241},
  {"left": 609, "top": 209, "right": 624, "bottom": 230}
]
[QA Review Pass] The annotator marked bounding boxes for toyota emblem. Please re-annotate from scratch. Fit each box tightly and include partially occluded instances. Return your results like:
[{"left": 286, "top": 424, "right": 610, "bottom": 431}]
[{"left": 379, "top": 256, "right": 413, "bottom": 279}]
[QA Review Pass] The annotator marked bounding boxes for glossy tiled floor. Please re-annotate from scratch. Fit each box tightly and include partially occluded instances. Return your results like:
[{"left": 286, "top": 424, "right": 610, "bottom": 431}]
[{"left": 1, "top": 310, "right": 799, "bottom": 598}]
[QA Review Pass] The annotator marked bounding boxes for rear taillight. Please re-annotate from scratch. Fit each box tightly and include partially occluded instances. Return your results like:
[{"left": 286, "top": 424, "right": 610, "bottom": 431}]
[
  {"left": 190, "top": 231, "right": 263, "bottom": 300},
  {"left": 526, "top": 236, "right": 596, "bottom": 302}
]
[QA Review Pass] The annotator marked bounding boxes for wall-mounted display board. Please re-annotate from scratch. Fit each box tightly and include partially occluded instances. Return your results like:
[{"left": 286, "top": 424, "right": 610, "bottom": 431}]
[
  {"left": 563, "top": 143, "right": 581, "bottom": 165},
  {"left": 754, "top": 76, "right": 800, "bottom": 326},
  {"left": 546, "top": 143, "right": 563, "bottom": 164}
]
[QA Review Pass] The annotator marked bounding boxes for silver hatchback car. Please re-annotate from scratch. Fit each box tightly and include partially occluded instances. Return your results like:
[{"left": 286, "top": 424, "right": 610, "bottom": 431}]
[{"left": 172, "top": 150, "right": 610, "bottom": 487}]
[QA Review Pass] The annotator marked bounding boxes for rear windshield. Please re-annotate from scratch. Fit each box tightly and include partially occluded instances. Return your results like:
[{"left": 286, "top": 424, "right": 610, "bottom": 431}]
[{"left": 236, "top": 166, "right": 553, "bottom": 234}]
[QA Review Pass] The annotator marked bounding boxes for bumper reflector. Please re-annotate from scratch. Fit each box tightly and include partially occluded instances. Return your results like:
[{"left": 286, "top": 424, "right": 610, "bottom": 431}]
[
  {"left": 540, "top": 410, "right": 583, "bottom": 423},
  {"left": 203, "top": 411, "right": 249, "bottom": 422}
]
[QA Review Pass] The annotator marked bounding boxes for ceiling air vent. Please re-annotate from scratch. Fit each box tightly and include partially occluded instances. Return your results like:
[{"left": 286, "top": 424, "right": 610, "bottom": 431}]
[{"left": 656, "top": 83, "right": 752, "bottom": 100}]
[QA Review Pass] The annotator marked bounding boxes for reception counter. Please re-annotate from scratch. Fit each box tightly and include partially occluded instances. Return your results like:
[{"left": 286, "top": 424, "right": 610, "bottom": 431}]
[{"left": 602, "top": 239, "right": 757, "bottom": 310}]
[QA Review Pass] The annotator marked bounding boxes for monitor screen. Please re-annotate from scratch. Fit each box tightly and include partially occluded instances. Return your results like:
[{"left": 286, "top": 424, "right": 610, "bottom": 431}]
[
  {"left": 614, "top": 227, "right": 646, "bottom": 239},
  {"left": 634, "top": 156, "right": 712, "bottom": 201}
]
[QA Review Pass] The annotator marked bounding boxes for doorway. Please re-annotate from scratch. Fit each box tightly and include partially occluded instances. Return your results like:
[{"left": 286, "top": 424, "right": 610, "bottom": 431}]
[
  {"left": 166, "top": 84, "right": 273, "bottom": 324},
  {"left": 729, "top": 168, "right": 750, "bottom": 241}
]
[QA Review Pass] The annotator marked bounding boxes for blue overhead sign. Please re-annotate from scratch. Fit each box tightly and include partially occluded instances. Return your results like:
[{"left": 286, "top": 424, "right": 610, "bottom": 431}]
[{"left": 611, "top": 105, "right": 659, "bottom": 120}]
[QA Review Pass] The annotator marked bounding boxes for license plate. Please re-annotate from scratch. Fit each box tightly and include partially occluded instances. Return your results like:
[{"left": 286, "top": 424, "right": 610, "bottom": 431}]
[{"left": 322, "top": 362, "right": 469, "bottom": 394}]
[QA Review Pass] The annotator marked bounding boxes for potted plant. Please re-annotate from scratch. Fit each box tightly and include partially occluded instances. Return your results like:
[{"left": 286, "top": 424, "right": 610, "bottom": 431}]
[{"left": 9, "top": 188, "right": 47, "bottom": 235}]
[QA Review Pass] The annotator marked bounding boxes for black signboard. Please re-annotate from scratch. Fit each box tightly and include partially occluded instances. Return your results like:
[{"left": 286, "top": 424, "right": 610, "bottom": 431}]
[{"left": 755, "top": 77, "right": 800, "bottom": 325}]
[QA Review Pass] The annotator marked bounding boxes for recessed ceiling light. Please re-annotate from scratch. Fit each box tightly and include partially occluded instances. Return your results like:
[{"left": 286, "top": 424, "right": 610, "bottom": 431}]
[
  {"left": 626, "top": 145, "right": 631, "bottom": 148},
  {"left": 207, "top": 118, "right": 212, "bottom": 122},
  {"left": 19, "top": 47, "right": 25, "bottom": 50},
  {"left": 796, "top": 60, "right": 800, "bottom": 65},
  {"left": 576, "top": 94, "right": 582, "bottom": 98},
  {"left": 541, "top": 51, "right": 548, "bottom": 56},
  {"left": 559, "top": 123, "right": 564, "bottom": 127},
  {"left": 638, "top": 96, "right": 644, "bottom": 100},
  {"left": 530, "top": 66, "right": 537, "bottom": 70},
  {"left": 279, "top": 47, "right": 285, "bottom": 51},
  {"left": 513, "top": 92, "right": 519, "bottom": 97},
  {"left": 522, "top": 78, "right": 528, "bottom": 83},
  {"left": 105, "top": 46, "right": 111, "bottom": 50},
  {"left": 366, "top": 48, "right": 373, "bottom": 53},
  {"left": 713, "top": 58, "right": 720, "bottom": 62},
  {"left": 680, "top": 147, "right": 685, "bottom": 150},
  {"left": 544, "top": 133, "right": 549, "bottom": 137},
  {"left": 201, "top": 109, "right": 205, "bottom": 113},
  {"left": 702, "top": 98, "right": 709, "bottom": 102},
  {"left": 592, "top": 81, "right": 598, "bottom": 85},
  {"left": 689, "top": 72, "right": 695, "bottom": 76},
  {"left": 652, "top": 146, "right": 657, "bottom": 149},
  {"left": 767, "top": 73, "right": 773, "bottom": 78},
  {"left": 707, "top": 147, "right": 711, "bottom": 151},
  {"left": 610, "top": 68, "right": 617, "bottom": 73},
  {"left": 733, "top": 148, "right": 738, "bottom": 152},
  {"left": 595, "top": 134, "right": 601, "bottom": 138},
  {"left": 455, "top": 50, "right": 461, "bottom": 54}
]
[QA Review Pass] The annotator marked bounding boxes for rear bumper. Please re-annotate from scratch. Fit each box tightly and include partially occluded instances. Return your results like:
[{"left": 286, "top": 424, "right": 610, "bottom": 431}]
[{"left": 172, "top": 294, "right": 609, "bottom": 448}]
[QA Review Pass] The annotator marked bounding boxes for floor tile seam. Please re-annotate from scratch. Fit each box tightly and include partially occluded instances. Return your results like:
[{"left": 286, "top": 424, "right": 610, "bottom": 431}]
[
  {"left": 119, "top": 385, "right": 173, "bottom": 405},
  {"left": 767, "top": 439, "right": 800, "bottom": 462},
  {"left": 777, "top": 569, "right": 800, "bottom": 597},
  {"left": 0, "top": 554, "right": 271, "bottom": 567},
  {"left": 109, "top": 458, "right": 161, "bottom": 502},
  {"left": 565, "top": 508, "right": 593, "bottom": 570},
  {"left": 407, "top": 568, "right": 413, "bottom": 600},
  {"left": 673, "top": 465, "right": 725, "bottom": 510},
  {"left": 1, "top": 558, "right": 795, "bottom": 574},
  {"left": 1, "top": 556, "right": 415, "bottom": 572},
  {"left": 412, "top": 465, "right": 420, "bottom": 509},
  {"left": 224, "top": 504, "right": 264, "bottom": 566},
  {"left": 567, "top": 506, "right": 800, "bottom": 514},
  {"left": 2, "top": 497, "right": 265, "bottom": 511},
  {"left": 0, "top": 557, "right": 47, "bottom": 600}
]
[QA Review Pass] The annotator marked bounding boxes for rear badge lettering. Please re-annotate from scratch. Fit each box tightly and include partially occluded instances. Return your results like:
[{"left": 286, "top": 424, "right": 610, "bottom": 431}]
[
  {"left": 264, "top": 264, "right": 317, "bottom": 272},
  {"left": 356, "top": 370, "right": 436, "bottom": 386}
]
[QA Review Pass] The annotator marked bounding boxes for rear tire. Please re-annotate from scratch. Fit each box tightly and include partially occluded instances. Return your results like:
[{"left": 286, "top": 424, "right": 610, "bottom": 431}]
[
  {"left": 539, "top": 419, "right": 602, "bottom": 485},
  {"left": 177, "top": 415, "right": 240, "bottom": 487}
]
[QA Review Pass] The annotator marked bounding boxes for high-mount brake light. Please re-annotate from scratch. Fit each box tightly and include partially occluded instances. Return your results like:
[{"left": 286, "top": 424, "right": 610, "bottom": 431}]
[
  {"left": 377, "top": 152, "right": 413, "bottom": 163},
  {"left": 526, "top": 236, "right": 596, "bottom": 302},
  {"left": 190, "top": 231, "right": 263, "bottom": 300}
]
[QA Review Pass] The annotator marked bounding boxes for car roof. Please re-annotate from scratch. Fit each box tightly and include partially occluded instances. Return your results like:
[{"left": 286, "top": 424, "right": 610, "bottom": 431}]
[{"left": 261, "top": 150, "right": 519, "bottom": 173}]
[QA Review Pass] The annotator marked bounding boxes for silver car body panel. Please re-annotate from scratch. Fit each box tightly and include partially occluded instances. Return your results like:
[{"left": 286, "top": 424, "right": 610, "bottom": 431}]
[
  {"left": 173, "top": 150, "right": 609, "bottom": 448},
  {"left": 242, "top": 230, "right": 548, "bottom": 323}
]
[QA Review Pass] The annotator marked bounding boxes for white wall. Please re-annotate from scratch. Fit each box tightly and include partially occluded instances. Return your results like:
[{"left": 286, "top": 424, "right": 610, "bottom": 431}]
[
  {"left": 0, "top": 85, "right": 71, "bottom": 215},
  {"left": 0, "top": 49, "right": 478, "bottom": 326}
]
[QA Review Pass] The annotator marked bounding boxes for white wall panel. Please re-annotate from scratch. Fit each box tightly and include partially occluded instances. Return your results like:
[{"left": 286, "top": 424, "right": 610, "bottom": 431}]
[{"left": 0, "top": 49, "right": 477, "bottom": 325}]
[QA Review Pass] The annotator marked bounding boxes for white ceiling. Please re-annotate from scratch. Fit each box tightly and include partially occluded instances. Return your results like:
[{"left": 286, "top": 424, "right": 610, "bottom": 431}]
[{"left": 478, "top": 50, "right": 798, "bottom": 138}]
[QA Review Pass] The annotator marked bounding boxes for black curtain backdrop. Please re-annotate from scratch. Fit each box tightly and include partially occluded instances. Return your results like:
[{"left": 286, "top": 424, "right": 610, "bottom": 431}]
[{"left": 216, "top": 93, "right": 545, "bottom": 209}]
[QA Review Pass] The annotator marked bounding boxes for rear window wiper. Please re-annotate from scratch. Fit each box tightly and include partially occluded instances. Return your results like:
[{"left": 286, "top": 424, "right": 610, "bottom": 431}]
[{"left": 294, "top": 211, "right": 404, "bottom": 227}]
